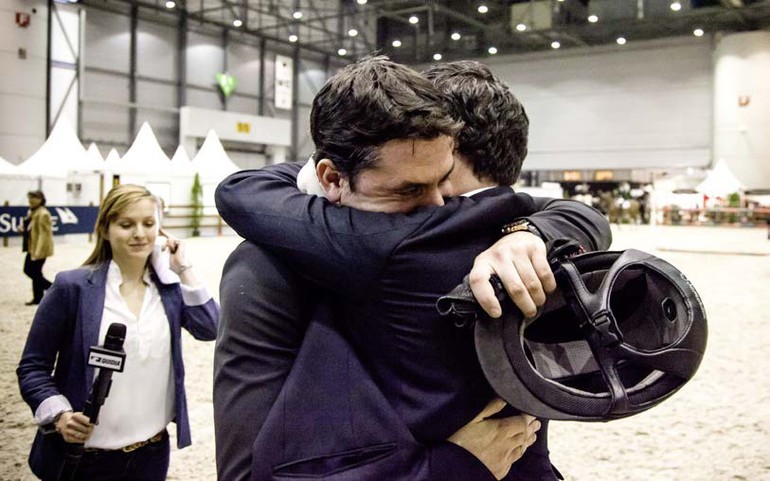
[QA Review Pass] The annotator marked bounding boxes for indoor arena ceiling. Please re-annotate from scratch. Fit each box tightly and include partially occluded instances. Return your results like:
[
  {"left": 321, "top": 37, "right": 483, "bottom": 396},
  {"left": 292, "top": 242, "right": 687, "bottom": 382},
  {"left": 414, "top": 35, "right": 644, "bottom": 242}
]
[{"left": 86, "top": 0, "right": 770, "bottom": 63}]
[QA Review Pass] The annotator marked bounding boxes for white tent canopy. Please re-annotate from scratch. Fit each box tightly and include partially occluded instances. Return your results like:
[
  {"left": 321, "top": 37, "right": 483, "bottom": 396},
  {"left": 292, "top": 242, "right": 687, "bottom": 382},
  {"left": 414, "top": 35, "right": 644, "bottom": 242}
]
[
  {"left": 0, "top": 156, "right": 20, "bottom": 175},
  {"left": 16, "top": 116, "right": 92, "bottom": 177},
  {"left": 696, "top": 159, "right": 745, "bottom": 198},
  {"left": 169, "top": 145, "right": 194, "bottom": 175},
  {"left": 190, "top": 129, "right": 240, "bottom": 181},
  {"left": 103, "top": 148, "right": 121, "bottom": 170},
  {"left": 84, "top": 143, "right": 105, "bottom": 168},
  {"left": 111, "top": 122, "right": 172, "bottom": 175}
]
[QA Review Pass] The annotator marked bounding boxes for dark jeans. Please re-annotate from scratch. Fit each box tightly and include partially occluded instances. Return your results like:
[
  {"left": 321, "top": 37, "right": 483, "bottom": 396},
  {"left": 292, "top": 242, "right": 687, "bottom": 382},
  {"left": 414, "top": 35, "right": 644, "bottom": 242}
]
[
  {"left": 23, "top": 253, "right": 52, "bottom": 302},
  {"left": 70, "top": 431, "right": 170, "bottom": 481}
]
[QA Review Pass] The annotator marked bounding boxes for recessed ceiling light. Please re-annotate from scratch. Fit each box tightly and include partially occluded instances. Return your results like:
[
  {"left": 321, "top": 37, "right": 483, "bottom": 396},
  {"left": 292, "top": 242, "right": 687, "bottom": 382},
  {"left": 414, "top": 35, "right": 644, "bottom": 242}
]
[
  {"left": 451, "top": 32, "right": 461, "bottom": 41},
  {"left": 409, "top": 15, "right": 419, "bottom": 24},
  {"left": 516, "top": 23, "right": 527, "bottom": 32},
  {"left": 478, "top": 5, "right": 488, "bottom": 14},
  {"left": 348, "top": 28, "right": 358, "bottom": 37},
  {"left": 165, "top": 0, "right": 175, "bottom": 8},
  {"left": 588, "top": 15, "right": 598, "bottom": 23},
  {"left": 233, "top": 19, "right": 242, "bottom": 27},
  {"left": 551, "top": 41, "right": 561, "bottom": 49},
  {"left": 292, "top": 11, "right": 303, "bottom": 19},
  {"left": 616, "top": 37, "right": 627, "bottom": 45},
  {"left": 488, "top": 47, "right": 498, "bottom": 55},
  {"left": 289, "top": 34, "right": 298, "bottom": 42},
  {"left": 338, "top": 48, "right": 347, "bottom": 56},
  {"left": 357, "top": 0, "right": 367, "bottom": 4},
  {"left": 670, "top": 2, "right": 682, "bottom": 11},
  {"left": 693, "top": 28, "right": 704, "bottom": 37},
  {"left": 433, "top": 53, "right": 442, "bottom": 61},
  {"left": 392, "top": 39, "right": 402, "bottom": 47}
]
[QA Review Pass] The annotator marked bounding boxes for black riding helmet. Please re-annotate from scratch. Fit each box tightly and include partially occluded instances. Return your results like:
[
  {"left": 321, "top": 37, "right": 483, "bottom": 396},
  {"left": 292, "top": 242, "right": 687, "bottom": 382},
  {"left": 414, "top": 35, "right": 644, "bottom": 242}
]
[{"left": 437, "top": 241, "right": 708, "bottom": 421}]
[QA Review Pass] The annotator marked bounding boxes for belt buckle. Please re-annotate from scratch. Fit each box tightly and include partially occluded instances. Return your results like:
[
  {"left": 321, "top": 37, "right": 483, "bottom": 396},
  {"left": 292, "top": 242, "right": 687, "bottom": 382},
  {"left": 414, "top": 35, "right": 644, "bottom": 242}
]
[
  {"left": 122, "top": 440, "right": 146, "bottom": 453},
  {"left": 121, "top": 432, "right": 163, "bottom": 453}
]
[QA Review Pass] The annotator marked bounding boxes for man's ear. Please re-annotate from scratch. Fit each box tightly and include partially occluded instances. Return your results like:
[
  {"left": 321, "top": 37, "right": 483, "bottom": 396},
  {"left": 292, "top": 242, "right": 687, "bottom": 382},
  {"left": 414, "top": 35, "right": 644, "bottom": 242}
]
[{"left": 316, "top": 159, "right": 344, "bottom": 203}]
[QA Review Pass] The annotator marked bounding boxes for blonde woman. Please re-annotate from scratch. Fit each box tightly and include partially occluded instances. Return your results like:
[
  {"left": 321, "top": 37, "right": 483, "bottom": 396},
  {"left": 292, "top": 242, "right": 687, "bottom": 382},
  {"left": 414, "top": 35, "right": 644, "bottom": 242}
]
[{"left": 17, "top": 184, "right": 219, "bottom": 481}]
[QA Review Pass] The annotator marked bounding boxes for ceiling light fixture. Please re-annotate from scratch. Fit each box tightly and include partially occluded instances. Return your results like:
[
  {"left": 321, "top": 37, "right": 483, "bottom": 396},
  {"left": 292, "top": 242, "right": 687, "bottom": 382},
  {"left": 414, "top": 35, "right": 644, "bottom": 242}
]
[
  {"left": 357, "top": 0, "right": 367, "bottom": 4},
  {"left": 348, "top": 28, "right": 358, "bottom": 37},
  {"left": 588, "top": 15, "right": 598, "bottom": 23},
  {"left": 478, "top": 5, "right": 488, "bottom": 14},
  {"left": 338, "top": 48, "right": 347, "bottom": 56},
  {"left": 392, "top": 39, "right": 402, "bottom": 47},
  {"left": 292, "top": 11, "right": 303, "bottom": 19},
  {"left": 289, "top": 34, "right": 298, "bottom": 42},
  {"left": 616, "top": 37, "right": 627, "bottom": 45},
  {"left": 233, "top": 19, "right": 243, "bottom": 27},
  {"left": 551, "top": 41, "right": 560, "bottom": 49},
  {"left": 165, "top": 0, "right": 175, "bottom": 8},
  {"left": 516, "top": 23, "right": 527, "bottom": 32},
  {"left": 433, "top": 53, "right": 442, "bottom": 61},
  {"left": 409, "top": 15, "right": 419, "bottom": 24},
  {"left": 670, "top": 2, "right": 682, "bottom": 11},
  {"left": 693, "top": 28, "right": 704, "bottom": 37},
  {"left": 488, "top": 47, "right": 498, "bottom": 55},
  {"left": 451, "top": 32, "right": 461, "bottom": 41}
]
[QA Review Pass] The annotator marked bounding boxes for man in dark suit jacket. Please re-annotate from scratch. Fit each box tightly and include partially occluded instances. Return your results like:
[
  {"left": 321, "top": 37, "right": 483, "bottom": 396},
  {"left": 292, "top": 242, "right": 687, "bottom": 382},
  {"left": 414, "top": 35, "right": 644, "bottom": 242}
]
[{"left": 214, "top": 56, "right": 610, "bottom": 480}]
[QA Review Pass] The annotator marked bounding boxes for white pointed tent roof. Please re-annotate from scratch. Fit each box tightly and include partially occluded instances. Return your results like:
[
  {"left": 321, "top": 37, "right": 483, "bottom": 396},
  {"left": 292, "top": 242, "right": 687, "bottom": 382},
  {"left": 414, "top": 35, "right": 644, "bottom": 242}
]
[
  {"left": 696, "top": 159, "right": 744, "bottom": 197},
  {"left": 103, "top": 148, "right": 121, "bottom": 170},
  {"left": 190, "top": 130, "right": 240, "bottom": 180},
  {"left": 17, "top": 117, "right": 91, "bottom": 177},
  {"left": 169, "top": 145, "right": 194, "bottom": 175},
  {"left": 84, "top": 143, "right": 105, "bottom": 168},
  {"left": 0, "top": 156, "right": 17, "bottom": 175},
  {"left": 111, "top": 123, "right": 172, "bottom": 175}
]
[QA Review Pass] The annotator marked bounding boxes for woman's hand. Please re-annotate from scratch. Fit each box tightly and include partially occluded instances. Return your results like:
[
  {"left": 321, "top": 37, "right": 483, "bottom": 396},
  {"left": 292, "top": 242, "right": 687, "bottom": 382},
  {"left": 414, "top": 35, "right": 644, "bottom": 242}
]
[
  {"left": 159, "top": 228, "right": 189, "bottom": 275},
  {"left": 55, "top": 411, "right": 94, "bottom": 444}
]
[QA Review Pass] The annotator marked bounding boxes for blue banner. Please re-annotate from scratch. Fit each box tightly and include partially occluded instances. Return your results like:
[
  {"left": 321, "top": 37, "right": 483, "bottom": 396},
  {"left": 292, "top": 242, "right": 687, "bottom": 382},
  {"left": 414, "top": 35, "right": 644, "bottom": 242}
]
[{"left": 0, "top": 206, "right": 99, "bottom": 236}]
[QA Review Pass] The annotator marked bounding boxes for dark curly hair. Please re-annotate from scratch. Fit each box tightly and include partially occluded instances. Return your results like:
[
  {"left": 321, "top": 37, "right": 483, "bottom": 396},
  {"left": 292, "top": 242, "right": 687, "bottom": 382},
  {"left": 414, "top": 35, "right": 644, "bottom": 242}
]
[
  {"left": 311, "top": 55, "right": 463, "bottom": 190},
  {"left": 423, "top": 60, "right": 529, "bottom": 186}
]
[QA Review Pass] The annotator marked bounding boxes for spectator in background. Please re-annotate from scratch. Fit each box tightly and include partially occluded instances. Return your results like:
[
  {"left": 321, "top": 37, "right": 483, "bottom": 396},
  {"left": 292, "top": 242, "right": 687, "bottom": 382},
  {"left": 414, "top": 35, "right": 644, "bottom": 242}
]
[{"left": 20, "top": 190, "right": 54, "bottom": 305}]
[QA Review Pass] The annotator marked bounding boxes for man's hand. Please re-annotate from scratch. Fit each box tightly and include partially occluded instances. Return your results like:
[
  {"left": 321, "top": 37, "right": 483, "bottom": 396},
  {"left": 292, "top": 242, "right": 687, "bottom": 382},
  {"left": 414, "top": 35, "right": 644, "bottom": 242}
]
[
  {"left": 469, "top": 232, "right": 556, "bottom": 318},
  {"left": 448, "top": 398, "right": 541, "bottom": 480}
]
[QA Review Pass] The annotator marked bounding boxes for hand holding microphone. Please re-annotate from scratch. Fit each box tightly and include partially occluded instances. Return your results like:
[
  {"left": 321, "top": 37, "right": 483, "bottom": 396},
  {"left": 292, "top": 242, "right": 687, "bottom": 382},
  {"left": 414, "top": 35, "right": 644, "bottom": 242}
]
[{"left": 55, "top": 412, "right": 93, "bottom": 444}]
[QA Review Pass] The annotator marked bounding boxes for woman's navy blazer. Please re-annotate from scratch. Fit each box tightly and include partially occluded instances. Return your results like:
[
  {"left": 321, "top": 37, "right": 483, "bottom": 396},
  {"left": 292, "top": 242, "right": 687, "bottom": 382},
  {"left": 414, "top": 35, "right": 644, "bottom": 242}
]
[{"left": 17, "top": 261, "right": 219, "bottom": 479}]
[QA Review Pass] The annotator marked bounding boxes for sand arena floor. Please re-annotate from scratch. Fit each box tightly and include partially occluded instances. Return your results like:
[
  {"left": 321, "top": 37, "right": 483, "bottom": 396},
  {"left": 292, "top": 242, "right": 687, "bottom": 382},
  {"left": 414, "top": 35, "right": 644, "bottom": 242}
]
[{"left": 0, "top": 225, "right": 768, "bottom": 481}]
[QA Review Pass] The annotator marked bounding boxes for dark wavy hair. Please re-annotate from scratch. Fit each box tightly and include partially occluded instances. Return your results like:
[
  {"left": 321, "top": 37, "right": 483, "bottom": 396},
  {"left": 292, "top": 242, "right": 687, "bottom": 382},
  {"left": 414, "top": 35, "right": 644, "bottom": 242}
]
[
  {"left": 423, "top": 60, "right": 529, "bottom": 186},
  {"left": 27, "top": 190, "right": 47, "bottom": 206},
  {"left": 311, "top": 55, "right": 463, "bottom": 190}
]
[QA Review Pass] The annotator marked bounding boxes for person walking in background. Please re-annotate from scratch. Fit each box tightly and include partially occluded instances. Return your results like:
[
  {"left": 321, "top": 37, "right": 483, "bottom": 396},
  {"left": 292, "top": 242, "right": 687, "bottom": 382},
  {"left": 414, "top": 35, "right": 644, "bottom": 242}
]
[
  {"left": 17, "top": 184, "right": 219, "bottom": 481},
  {"left": 20, "top": 190, "right": 54, "bottom": 305}
]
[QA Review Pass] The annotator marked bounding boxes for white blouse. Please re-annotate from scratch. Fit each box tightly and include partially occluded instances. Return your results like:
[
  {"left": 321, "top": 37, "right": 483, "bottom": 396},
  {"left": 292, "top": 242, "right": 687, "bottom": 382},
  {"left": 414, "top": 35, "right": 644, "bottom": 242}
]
[{"left": 85, "top": 261, "right": 174, "bottom": 449}]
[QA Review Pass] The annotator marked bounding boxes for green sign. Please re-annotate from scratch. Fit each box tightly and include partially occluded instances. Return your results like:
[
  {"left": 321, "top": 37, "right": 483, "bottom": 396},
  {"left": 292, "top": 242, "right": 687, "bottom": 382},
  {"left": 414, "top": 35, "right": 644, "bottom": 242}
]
[{"left": 216, "top": 72, "right": 237, "bottom": 97}]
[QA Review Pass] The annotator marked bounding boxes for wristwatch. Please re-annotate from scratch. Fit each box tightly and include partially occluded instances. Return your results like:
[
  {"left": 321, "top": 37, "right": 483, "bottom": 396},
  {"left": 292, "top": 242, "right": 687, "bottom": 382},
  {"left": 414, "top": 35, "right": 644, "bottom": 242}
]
[{"left": 501, "top": 219, "right": 541, "bottom": 237}]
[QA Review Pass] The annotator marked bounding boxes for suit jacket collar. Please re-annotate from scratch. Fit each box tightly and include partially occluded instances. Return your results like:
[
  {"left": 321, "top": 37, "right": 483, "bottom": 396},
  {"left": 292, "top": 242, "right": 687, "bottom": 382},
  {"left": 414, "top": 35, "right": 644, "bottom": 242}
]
[{"left": 469, "top": 185, "right": 514, "bottom": 200}]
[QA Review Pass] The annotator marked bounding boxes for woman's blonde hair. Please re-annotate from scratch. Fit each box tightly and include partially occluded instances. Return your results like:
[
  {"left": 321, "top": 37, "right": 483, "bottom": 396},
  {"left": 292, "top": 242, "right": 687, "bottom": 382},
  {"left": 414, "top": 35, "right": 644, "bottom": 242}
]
[{"left": 83, "top": 184, "right": 159, "bottom": 266}]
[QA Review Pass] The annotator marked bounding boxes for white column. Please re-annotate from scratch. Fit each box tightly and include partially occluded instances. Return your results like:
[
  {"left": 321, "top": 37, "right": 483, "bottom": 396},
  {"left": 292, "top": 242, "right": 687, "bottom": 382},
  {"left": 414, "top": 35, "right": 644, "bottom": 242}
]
[{"left": 713, "top": 31, "right": 770, "bottom": 189}]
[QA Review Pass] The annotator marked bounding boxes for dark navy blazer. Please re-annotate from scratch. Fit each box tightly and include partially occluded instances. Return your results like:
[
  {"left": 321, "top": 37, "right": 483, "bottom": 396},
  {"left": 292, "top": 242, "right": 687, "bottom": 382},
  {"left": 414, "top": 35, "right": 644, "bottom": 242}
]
[
  {"left": 215, "top": 162, "right": 610, "bottom": 480},
  {"left": 17, "top": 261, "right": 219, "bottom": 480}
]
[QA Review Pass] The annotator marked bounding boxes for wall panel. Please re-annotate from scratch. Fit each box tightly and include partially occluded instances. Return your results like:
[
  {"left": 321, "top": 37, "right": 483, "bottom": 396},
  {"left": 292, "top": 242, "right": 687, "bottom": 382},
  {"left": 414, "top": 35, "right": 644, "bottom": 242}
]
[
  {"left": 84, "top": 8, "right": 129, "bottom": 73},
  {"left": 137, "top": 20, "right": 178, "bottom": 81},
  {"left": 489, "top": 37, "right": 712, "bottom": 171}
]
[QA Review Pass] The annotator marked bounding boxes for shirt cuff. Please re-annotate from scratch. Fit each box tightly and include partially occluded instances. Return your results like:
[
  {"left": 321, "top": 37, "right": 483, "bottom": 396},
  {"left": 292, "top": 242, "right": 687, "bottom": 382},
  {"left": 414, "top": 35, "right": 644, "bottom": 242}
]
[
  {"left": 34, "top": 395, "right": 72, "bottom": 426},
  {"left": 180, "top": 282, "right": 212, "bottom": 306}
]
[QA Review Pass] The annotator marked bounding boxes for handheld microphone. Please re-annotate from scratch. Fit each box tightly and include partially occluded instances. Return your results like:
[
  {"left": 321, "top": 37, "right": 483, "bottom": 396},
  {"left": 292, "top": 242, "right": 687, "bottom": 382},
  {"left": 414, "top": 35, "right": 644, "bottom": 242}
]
[{"left": 83, "top": 322, "right": 127, "bottom": 424}]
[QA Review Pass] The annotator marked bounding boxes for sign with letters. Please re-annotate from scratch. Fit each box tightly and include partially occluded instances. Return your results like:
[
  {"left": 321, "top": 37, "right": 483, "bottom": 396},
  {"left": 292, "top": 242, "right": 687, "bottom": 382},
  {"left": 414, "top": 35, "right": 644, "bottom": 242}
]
[
  {"left": 275, "top": 55, "right": 293, "bottom": 110},
  {"left": 88, "top": 346, "right": 126, "bottom": 372},
  {"left": 0, "top": 205, "right": 99, "bottom": 237}
]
